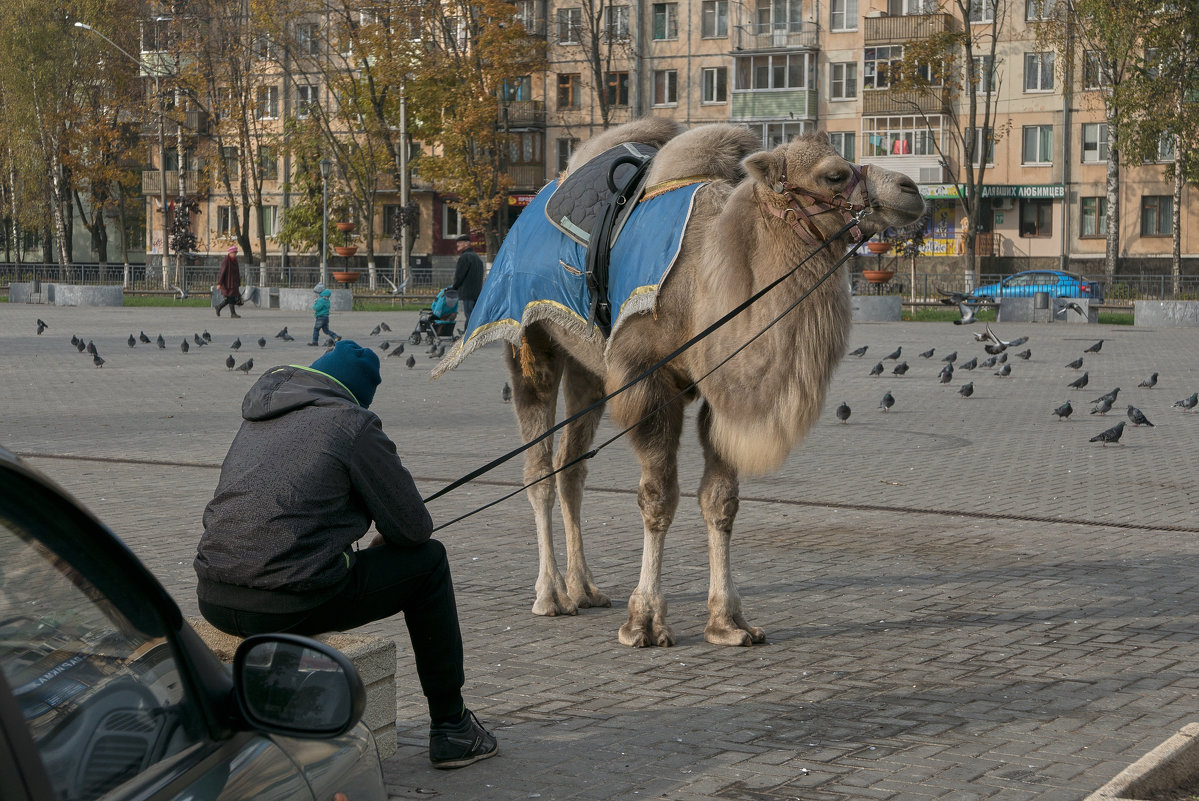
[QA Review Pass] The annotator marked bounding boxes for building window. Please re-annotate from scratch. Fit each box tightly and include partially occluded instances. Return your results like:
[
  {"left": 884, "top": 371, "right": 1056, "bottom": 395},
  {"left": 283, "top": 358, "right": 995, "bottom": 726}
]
[
  {"left": 605, "top": 71, "right": 630, "bottom": 106},
  {"left": 754, "top": 0, "right": 804, "bottom": 33},
  {"left": 256, "top": 85, "right": 279, "bottom": 119},
  {"left": 217, "top": 206, "right": 235, "bottom": 236},
  {"left": 442, "top": 203, "right": 467, "bottom": 239},
  {"left": 1081, "top": 123, "right": 1109, "bottom": 163},
  {"left": 261, "top": 205, "right": 279, "bottom": 238},
  {"left": 296, "top": 84, "right": 318, "bottom": 117},
  {"left": 1141, "top": 195, "right": 1172, "bottom": 236},
  {"left": 970, "top": 55, "right": 996, "bottom": 94},
  {"left": 220, "top": 146, "right": 238, "bottom": 179},
  {"left": 652, "top": 3, "right": 679, "bottom": 39},
  {"left": 605, "top": 5, "right": 629, "bottom": 41},
  {"left": 557, "top": 137, "right": 578, "bottom": 172},
  {"left": 501, "top": 76, "right": 531, "bottom": 102},
  {"left": 1019, "top": 199, "right": 1053, "bottom": 237},
  {"left": 1024, "top": 52, "right": 1054, "bottom": 91},
  {"left": 295, "top": 22, "right": 319, "bottom": 55},
  {"left": 830, "top": 0, "right": 858, "bottom": 31},
  {"left": 557, "top": 7, "right": 581, "bottom": 44},
  {"left": 829, "top": 131, "right": 856, "bottom": 161},
  {"left": 653, "top": 70, "right": 678, "bottom": 105},
  {"left": 968, "top": 0, "right": 995, "bottom": 21},
  {"left": 702, "top": 0, "right": 729, "bottom": 36},
  {"left": 746, "top": 121, "right": 810, "bottom": 150},
  {"left": 1082, "top": 51, "right": 1104, "bottom": 90},
  {"left": 830, "top": 62, "right": 857, "bottom": 100},
  {"left": 701, "top": 66, "right": 728, "bottom": 102},
  {"left": 1025, "top": 0, "right": 1057, "bottom": 19},
  {"left": 734, "top": 53, "right": 811, "bottom": 90},
  {"left": 863, "top": 115, "right": 942, "bottom": 156},
  {"left": 557, "top": 73, "right": 581, "bottom": 109},
  {"left": 254, "top": 34, "right": 277, "bottom": 60},
  {"left": 903, "top": 0, "right": 937, "bottom": 12},
  {"left": 1156, "top": 134, "right": 1175, "bottom": 163},
  {"left": 1080, "top": 196, "right": 1107, "bottom": 237},
  {"left": 864, "top": 45, "right": 903, "bottom": 90},
  {"left": 1021, "top": 124, "right": 1053, "bottom": 164},
  {"left": 514, "top": 0, "right": 538, "bottom": 32},
  {"left": 971, "top": 127, "right": 994, "bottom": 166},
  {"left": 257, "top": 146, "right": 278, "bottom": 181},
  {"left": 508, "top": 131, "right": 543, "bottom": 165}
]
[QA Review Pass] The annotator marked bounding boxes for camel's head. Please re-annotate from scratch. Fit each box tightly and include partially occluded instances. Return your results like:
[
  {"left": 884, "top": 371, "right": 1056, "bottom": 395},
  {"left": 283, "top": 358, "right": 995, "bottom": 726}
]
[{"left": 743, "top": 132, "right": 926, "bottom": 243}]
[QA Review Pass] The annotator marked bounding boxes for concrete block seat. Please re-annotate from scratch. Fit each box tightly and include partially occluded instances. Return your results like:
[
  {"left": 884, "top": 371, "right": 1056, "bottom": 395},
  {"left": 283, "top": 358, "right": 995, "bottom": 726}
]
[{"left": 188, "top": 617, "right": 397, "bottom": 759}]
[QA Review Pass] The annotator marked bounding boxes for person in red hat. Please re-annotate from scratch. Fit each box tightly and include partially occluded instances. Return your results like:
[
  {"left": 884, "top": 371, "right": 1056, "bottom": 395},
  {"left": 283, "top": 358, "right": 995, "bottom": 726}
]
[{"left": 216, "top": 245, "right": 242, "bottom": 318}]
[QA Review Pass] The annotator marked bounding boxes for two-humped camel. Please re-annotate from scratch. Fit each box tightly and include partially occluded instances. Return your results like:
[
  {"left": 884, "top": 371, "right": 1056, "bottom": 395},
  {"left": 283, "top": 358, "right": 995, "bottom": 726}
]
[{"left": 477, "top": 119, "right": 924, "bottom": 646}]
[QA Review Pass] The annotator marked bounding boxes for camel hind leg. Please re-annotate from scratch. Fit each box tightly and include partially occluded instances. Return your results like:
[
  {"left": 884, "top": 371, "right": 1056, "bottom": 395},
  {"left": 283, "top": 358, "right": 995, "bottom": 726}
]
[
  {"left": 697, "top": 401, "right": 765, "bottom": 646},
  {"left": 504, "top": 332, "right": 575, "bottom": 617}
]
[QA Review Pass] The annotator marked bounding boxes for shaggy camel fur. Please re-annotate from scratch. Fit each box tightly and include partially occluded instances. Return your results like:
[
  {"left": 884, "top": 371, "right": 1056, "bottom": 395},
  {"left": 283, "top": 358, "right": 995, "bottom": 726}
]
[{"left": 450, "top": 119, "right": 925, "bottom": 646}]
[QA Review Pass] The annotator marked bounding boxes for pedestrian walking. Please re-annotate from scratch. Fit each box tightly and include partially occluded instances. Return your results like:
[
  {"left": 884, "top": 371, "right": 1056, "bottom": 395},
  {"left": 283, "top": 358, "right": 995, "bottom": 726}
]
[
  {"left": 450, "top": 234, "right": 484, "bottom": 333},
  {"left": 309, "top": 283, "right": 340, "bottom": 346},
  {"left": 215, "top": 246, "right": 242, "bottom": 318}
]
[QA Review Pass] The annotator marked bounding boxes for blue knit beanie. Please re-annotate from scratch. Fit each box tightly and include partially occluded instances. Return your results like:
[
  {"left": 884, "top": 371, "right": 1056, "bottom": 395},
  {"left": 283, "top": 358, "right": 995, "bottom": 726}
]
[{"left": 310, "top": 340, "right": 381, "bottom": 408}]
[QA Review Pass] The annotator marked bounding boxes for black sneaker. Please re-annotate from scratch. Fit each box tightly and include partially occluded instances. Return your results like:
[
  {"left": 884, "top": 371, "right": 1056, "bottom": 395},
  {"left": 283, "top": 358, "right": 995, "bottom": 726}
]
[{"left": 429, "top": 710, "right": 497, "bottom": 769}]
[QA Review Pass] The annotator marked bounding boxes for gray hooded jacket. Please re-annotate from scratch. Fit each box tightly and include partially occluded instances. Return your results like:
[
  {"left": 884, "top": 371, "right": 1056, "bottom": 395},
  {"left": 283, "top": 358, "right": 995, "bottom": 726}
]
[{"left": 195, "top": 365, "right": 432, "bottom": 613}]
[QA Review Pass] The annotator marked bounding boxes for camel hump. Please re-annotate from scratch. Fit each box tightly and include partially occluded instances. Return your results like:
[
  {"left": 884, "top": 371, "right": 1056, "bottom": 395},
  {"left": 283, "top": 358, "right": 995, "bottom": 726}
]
[
  {"left": 646, "top": 124, "right": 763, "bottom": 185},
  {"left": 565, "top": 118, "right": 683, "bottom": 177}
]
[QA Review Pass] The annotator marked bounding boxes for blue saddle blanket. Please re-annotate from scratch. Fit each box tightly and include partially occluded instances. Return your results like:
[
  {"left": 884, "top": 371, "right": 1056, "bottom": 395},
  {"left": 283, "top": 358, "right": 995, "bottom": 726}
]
[{"left": 447, "top": 177, "right": 705, "bottom": 364}]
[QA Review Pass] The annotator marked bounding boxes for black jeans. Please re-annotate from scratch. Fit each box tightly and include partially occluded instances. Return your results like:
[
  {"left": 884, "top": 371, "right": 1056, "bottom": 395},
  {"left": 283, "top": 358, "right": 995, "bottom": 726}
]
[{"left": 199, "top": 539, "right": 465, "bottom": 720}]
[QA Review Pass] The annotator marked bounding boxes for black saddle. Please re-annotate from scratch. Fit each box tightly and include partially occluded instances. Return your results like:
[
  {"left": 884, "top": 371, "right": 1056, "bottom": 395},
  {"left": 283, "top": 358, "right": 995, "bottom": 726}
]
[{"left": 545, "top": 142, "right": 658, "bottom": 335}]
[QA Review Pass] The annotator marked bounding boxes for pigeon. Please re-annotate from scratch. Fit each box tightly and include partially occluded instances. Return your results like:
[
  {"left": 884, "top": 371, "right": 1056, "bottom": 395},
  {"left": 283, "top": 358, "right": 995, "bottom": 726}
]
[
  {"left": 1007, "top": 336, "right": 1028, "bottom": 347},
  {"left": 193, "top": 333, "right": 206, "bottom": 347},
  {"left": 1067, "top": 372, "right": 1089, "bottom": 389},
  {"left": 370, "top": 324, "right": 382, "bottom": 337},
  {"left": 281, "top": 332, "right": 295, "bottom": 342},
  {"left": 954, "top": 300, "right": 983, "bottom": 325},
  {"left": 257, "top": 337, "right": 267, "bottom": 348},
  {"left": 226, "top": 354, "right": 236, "bottom": 369},
  {"left": 70, "top": 334, "right": 79, "bottom": 347},
  {"left": 1052, "top": 401, "right": 1073, "bottom": 421},
  {"left": 994, "top": 363, "right": 1011, "bottom": 377},
  {"left": 958, "top": 357, "right": 978, "bottom": 371},
  {"left": 980, "top": 355, "right": 998, "bottom": 369},
  {"left": 918, "top": 348, "right": 935, "bottom": 359},
  {"left": 380, "top": 322, "right": 392, "bottom": 332},
  {"left": 431, "top": 344, "right": 446, "bottom": 359},
  {"left": 848, "top": 345, "right": 869, "bottom": 358},
  {"left": 1015, "top": 349, "right": 1032, "bottom": 360},
  {"left": 979, "top": 324, "right": 1012, "bottom": 354},
  {"left": 1127, "top": 405, "right": 1154, "bottom": 427},
  {"left": 76, "top": 339, "right": 87, "bottom": 352},
  {"left": 235, "top": 358, "right": 255, "bottom": 375},
  {"left": 1173, "top": 393, "right": 1198, "bottom": 411},
  {"left": 1090, "top": 398, "right": 1113, "bottom": 415},
  {"left": 936, "top": 286, "right": 970, "bottom": 305},
  {"left": 835, "top": 401, "right": 851, "bottom": 423},
  {"left": 1066, "top": 357, "right": 1084, "bottom": 370},
  {"left": 156, "top": 334, "right": 166, "bottom": 349},
  {"left": 879, "top": 391, "right": 895, "bottom": 412},
  {"left": 1089, "top": 421, "right": 1125, "bottom": 446},
  {"left": 139, "top": 331, "right": 151, "bottom": 344},
  {"left": 405, "top": 354, "right": 416, "bottom": 369},
  {"left": 324, "top": 337, "right": 337, "bottom": 348},
  {"left": 1084, "top": 339, "right": 1104, "bottom": 353},
  {"left": 938, "top": 365, "right": 953, "bottom": 384},
  {"left": 379, "top": 341, "right": 390, "bottom": 351},
  {"left": 87, "top": 340, "right": 97, "bottom": 355},
  {"left": 883, "top": 346, "right": 902, "bottom": 361},
  {"left": 1056, "top": 301, "right": 1086, "bottom": 319},
  {"left": 1090, "top": 387, "right": 1120, "bottom": 406},
  {"left": 36, "top": 318, "right": 48, "bottom": 335},
  {"left": 958, "top": 381, "right": 974, "bottom": 398},
  {"left": 502, "top": 382, "right": 513, "bottom": 403},
  {"left": 892, "top": 361, "right": 909, "bottom": 376},
  {"left": 92, "top": 353, "right": 105, "bottom": 368},
  {"left": 127, "top": 334, "right": 136, "bottom": 348},
  {"left": 941, "top": 351, "right": 957, "bottom": 364},
  {"left": 275, "top": 326, "right": 289, "bottom": 339},
  {"left": 393, "top": 343, "right": 404, "bottom": 355},
  {"left": 181, "top": 339, "right": 190, "bottom": 353},
  {"left": 1138, "top": 373, "right": 1158, "bottom": 389},
  {"left": 869, "top": 362, "right": 884, "bottom": 376},
  {"left": 202, "top": 330, "right": 212, "bottom": 343},
  {"left": 170, "top": 284, "right": 189, "bottom": 300},
  {"left": 230, "top": 337, "right": 242, "bottom": 350},
  {"left": 381, "top": 275, "right": 407, "bottom": 295}
]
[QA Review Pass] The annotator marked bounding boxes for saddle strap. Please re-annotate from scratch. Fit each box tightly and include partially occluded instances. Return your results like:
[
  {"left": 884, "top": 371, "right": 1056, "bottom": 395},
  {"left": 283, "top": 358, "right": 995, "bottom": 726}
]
[{"left": 585, "top": 151, "right": 655, "bottom": 336}]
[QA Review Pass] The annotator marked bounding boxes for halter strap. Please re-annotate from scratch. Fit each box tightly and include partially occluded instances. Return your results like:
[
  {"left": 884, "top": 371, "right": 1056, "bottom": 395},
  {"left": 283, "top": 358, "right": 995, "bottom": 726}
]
[{"left": 760, "top": 163, "right": 870, "bottom": 246}]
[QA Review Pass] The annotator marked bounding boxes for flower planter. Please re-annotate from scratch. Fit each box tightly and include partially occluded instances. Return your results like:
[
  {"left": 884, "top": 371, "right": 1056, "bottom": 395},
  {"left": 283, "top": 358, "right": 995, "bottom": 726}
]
[
  {"left": 862, "top": 269, "right": 896, "bottom": 283},
  {"left": 332, "top": 246, "right": 358, "bottom": 258},
  {"left": 335, "top": 221, "right": 356, "bottom": 233},
  {"left": 866, "top": 242, "right": 891, "bottom": 255},
  {"left": 331, "top": 271, "right": 361, "bottom": 284}
]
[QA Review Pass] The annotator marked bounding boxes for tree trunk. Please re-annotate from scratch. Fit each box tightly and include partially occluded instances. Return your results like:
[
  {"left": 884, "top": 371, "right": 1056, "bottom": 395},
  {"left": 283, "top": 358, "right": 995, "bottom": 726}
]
[
  {"left": 1172, "top": 131, "right": 1183, "bottom": 296},
  {"left": 1103, "top": 115, "right": 1120, "bottom": 281}
]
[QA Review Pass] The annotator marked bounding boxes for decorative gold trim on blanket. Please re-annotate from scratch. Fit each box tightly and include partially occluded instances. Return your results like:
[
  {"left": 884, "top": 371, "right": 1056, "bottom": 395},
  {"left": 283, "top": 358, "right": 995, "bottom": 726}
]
[{"left": 642, "top": 176, "right": 714, "bottom": 201}]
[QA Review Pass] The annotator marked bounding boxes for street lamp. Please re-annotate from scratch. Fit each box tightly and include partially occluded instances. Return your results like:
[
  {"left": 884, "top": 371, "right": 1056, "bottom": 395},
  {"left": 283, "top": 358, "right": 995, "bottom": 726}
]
[
  {"left": 319, "top": 158, "right": 331, "bottom": 286},
  {"left": 74, "top": 21, "right": 170, "bottom": 290}
]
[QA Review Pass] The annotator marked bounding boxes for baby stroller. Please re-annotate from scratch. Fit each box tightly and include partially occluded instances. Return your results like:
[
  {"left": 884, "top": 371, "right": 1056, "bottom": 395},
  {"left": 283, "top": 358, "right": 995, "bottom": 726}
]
[{"left": 409, "top": 288, "right": 459, "bottom": 345}]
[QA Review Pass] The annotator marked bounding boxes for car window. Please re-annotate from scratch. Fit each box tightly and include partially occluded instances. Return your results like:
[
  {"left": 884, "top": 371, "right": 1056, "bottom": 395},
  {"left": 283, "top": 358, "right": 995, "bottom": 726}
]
[
  {"left": 1008, "top": 274, "right": 1033, "bottom": 286},
  {"left": 1038, "top": 273, "right": 1060, "bottom": 285},
  {"left": 0, "top": 519, "right": 205, "bottom": 801}
]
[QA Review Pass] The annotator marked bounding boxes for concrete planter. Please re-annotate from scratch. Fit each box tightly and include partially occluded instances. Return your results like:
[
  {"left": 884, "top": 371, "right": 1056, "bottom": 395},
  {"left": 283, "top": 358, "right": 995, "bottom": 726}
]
[
  {"left": 42, "top": 284, "right": 123, "bottom": 306},
  {"left": 852, "top": 294, "right": 901, "bottom": 322},
  {"left": 276, "top": 287, "right": 353, "bottom": 312},
  {"left": 1134, "top": 300, "right": 1199, "bottom": 327},
  {"left": 998, "top": 296, "right": 1097, "bottom": 324},
  {"left": 1086, "top": 723, "right": 1199, "bottom": 801}
]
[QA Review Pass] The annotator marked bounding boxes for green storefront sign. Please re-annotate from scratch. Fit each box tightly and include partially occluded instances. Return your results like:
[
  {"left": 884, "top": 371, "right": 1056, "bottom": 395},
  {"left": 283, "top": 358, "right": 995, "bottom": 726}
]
[{"left": 920, "top": 184, "right": 1065, "bottom": 200}]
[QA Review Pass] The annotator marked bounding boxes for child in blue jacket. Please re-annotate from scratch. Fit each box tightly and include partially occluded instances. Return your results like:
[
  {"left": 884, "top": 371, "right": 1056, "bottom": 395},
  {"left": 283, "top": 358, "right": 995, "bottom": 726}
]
[{"left": 309, "top": 283, "right": 340, "bottom": 345}]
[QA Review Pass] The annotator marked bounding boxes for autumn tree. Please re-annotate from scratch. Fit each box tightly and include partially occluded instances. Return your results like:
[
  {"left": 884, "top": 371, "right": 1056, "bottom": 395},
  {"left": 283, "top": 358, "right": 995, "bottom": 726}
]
[{"left": 551, "top": 0, "right": 631, "bottom": 132}]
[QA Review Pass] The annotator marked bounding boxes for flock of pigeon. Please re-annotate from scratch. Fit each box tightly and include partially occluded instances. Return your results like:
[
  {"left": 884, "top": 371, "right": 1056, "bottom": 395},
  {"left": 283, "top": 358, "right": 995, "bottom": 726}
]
[
  {"left": 834, "top": 323, "right": 1192, "bottom": 447},
  {"left": 37, "top": 317, "right": 429, "bottom": 373}
]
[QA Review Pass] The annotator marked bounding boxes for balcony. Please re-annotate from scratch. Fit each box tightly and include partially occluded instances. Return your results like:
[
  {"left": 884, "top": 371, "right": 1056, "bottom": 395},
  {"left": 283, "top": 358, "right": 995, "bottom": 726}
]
[
  {"left": 504, "top": 164, "right": 547, "bottom": 190},
  {"left": 862, "top": 87, "right": 950, "bottom": 115},
  {"left": 141, "top": 110, "right": 210, "bottom": 138},
  {"left": 142, "top": 170, "right": 202, "bottom": 196},
  {"left": 864, "top": 12, "right": 956, "bottom": 43},
  {"left": 733, "top": 22, "right": 818, "bottom": 52},
  {"left": 500, "top": 100, "right": 546, "bottom": 127}
]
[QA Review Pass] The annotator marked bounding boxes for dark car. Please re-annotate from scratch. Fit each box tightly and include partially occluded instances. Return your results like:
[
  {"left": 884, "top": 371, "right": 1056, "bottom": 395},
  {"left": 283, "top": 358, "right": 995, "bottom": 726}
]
[
  {"left": 0, "top": 447, "right": 386, "bottom": 801},
  {"left": 969, "top": 270, "right": 1103, "bottom": 303}
]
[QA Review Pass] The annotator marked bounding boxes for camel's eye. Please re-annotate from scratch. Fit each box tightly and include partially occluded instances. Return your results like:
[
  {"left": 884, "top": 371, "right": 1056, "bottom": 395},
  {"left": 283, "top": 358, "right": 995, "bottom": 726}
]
[{"left": 826, "top": 171, "right": 847, "bottom": 185}]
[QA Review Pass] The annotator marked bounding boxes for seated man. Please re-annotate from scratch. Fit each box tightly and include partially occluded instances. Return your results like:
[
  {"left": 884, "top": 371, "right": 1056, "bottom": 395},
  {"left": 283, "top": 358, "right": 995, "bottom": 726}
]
[{"left": 194, "top": 340, "right": 497, "bottom": 769}]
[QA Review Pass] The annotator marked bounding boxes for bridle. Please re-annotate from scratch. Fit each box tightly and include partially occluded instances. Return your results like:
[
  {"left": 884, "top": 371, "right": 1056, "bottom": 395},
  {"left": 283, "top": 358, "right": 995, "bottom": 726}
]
[{"left": 759, "top": 162, "right": 872, "bottom": 247}]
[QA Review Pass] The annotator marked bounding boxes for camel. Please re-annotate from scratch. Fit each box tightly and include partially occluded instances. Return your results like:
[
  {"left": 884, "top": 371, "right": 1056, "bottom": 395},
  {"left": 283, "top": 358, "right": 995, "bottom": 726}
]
[{"left": 435, "top": 119, "right": 925, "bottom": 646}]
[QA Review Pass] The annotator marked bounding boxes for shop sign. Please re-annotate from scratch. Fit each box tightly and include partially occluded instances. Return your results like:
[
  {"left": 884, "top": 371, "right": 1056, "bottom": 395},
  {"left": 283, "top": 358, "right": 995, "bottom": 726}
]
[
  {"left": 508, "top": 194, "right": 537, "bottom": 207},
  {"left": 920, "top": 184, "right": 1065, "bottom": 200}
]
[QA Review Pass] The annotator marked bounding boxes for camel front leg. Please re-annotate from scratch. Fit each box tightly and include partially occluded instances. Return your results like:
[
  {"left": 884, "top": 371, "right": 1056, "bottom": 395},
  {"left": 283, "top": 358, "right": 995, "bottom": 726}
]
[{"left": 698, "top": 402, "right": 765, "bottom": 646}]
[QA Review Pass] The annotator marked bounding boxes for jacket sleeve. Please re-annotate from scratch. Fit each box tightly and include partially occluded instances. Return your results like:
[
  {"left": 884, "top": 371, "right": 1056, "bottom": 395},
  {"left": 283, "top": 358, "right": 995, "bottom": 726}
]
[
  {"left": 450, "top": 255, "right": 467, "bottom": 290},
  {"left": 348, "top": 415, "right": 433, "bottom": 546}
]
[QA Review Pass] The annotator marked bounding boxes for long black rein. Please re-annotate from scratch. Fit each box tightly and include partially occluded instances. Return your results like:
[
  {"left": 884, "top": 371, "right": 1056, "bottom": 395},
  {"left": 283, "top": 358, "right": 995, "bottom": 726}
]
[{"left": 423, "top": 212, "right": 872, "bottom": 532}]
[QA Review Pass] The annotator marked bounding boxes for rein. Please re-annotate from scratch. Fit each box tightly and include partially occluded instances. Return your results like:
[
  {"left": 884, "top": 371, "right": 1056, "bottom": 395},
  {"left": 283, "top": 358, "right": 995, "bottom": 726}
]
[{"left": 759, "top": 163, "right": 870, "bottom": 247}]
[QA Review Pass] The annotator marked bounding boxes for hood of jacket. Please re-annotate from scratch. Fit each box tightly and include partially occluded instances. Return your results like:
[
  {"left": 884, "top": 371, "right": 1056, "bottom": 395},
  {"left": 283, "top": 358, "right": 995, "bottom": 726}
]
[{"left": 242, "top": 365, "right": 358, "bottom": 421}]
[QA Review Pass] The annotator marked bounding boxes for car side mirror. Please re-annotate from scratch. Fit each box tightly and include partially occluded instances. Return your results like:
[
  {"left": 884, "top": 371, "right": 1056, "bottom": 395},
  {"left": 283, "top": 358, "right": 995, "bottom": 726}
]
[{"left": 232, "top": 633, "right": 366, "bottom": 738}]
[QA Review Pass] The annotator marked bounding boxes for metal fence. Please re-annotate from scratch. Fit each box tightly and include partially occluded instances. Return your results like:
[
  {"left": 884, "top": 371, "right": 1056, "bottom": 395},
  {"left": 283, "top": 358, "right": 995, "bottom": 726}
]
[{"left": 854, "top": 269, "right": 1199, "bottom": 306}]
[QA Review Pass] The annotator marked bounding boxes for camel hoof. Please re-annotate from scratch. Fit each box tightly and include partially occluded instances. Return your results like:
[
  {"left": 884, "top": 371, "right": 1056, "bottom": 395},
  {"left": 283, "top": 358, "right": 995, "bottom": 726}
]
[
  {"left": 532, "top": 596, "right": 578, "bottom": 617},
  {"left": 571, "top": 588, "right": 612, "bottom": 609},
  {"left": 618, "top": 619, "right": 675, "bottom": 647},
  {"left": 705, "top": 621, "right": 767, "bottom": 646}
]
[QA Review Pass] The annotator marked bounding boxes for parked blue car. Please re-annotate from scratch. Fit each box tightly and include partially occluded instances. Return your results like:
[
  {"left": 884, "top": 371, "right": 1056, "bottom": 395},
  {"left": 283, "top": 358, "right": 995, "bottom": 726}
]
[{"left": 970, "top": 270, "right": 1103, "bottom": 302}]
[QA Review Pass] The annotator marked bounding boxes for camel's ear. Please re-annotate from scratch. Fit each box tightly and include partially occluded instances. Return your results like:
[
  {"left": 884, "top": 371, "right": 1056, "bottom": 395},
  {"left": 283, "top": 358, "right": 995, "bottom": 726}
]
[
  {"left": 743, "top": 146, "right": 786, "bottom": 188},
  {"left": 812, "top": 130, "right": 830, "bottom": 145}
]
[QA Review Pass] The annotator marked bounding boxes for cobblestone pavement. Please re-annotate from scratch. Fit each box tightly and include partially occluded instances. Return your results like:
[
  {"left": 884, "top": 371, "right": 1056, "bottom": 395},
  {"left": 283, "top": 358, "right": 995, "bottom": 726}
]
[{"left": 3, "top": 301, "right": 1199, "bottom": 801}]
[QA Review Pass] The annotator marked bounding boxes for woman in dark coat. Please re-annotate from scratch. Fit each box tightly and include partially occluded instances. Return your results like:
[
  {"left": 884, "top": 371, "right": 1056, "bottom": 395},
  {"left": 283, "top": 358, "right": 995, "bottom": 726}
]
[{"left": 215, "top": 245, "right": 242, "bottom": 318}]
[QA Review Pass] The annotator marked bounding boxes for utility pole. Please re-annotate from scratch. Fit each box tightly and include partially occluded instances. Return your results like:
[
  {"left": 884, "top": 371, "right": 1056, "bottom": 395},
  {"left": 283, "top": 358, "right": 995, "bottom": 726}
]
[{"left": 399, "top": 83, "right": 410, "bottom": 290}]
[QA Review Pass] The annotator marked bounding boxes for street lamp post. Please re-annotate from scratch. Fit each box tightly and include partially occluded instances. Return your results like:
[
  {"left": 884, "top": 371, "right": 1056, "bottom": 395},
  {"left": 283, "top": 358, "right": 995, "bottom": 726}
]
[
  {"left": 319, "top": 158, "right": 331, "bottom": 286},
  {"left": 74, "top": 21, "right": 170, "bottom": 290},
  {"left": 399, "top": 85, "right": 410, "bottom": 291}
]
